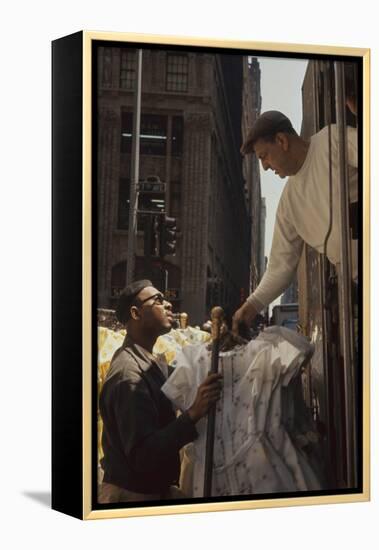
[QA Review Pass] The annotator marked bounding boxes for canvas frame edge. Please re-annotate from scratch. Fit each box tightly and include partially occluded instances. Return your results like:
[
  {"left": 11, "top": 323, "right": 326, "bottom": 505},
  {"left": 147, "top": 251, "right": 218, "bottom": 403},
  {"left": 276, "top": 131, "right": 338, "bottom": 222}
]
[{"left": 80, "top": 30, "right": 371, "bottom": 520}]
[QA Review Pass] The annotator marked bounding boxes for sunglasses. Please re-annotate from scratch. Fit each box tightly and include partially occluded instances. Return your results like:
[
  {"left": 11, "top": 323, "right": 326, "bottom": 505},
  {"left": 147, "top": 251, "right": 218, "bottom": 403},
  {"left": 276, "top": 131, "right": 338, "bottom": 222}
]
[{"left": 136, "top": 293, "right": 166, "bottom": 306}]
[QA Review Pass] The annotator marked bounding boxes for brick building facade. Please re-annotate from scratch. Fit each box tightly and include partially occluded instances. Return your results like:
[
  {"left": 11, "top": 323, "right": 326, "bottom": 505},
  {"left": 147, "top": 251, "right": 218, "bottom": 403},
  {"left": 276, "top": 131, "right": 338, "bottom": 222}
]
[{"left": 96, "top": 45, "right": 262, "bottom": 325}]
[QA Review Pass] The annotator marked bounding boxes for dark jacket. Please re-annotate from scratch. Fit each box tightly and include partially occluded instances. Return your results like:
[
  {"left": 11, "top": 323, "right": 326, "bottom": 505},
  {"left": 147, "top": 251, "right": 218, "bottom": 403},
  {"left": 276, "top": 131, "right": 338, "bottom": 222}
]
[{"left": 99, "top": 335, "right": 198, "bottom": 494}]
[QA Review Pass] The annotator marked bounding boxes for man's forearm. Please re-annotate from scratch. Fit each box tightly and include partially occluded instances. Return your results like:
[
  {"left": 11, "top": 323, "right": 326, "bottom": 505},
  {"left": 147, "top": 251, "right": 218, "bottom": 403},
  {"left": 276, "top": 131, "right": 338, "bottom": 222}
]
[{"left": 247, "top": 261, "right": 297, "bottom": 309}]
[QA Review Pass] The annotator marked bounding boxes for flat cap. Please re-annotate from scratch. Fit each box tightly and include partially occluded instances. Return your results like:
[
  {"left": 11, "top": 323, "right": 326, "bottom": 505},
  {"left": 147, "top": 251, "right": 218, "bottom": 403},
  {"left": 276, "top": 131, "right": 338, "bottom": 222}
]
[
  {"left": 241, "top": 110, "right": 295, "bottom": 154},
  {"left": 116, "top": 279, "right": 153, "bottom": 324}
]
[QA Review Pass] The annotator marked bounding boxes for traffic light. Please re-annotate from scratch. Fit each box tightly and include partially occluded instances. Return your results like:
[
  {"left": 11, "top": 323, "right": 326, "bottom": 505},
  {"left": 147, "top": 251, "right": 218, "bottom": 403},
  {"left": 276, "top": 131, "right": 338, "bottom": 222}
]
[
  {"left": 144, "top": 214, "right": 160, "bottom": 257},
  {"left": 159, "top": 216, "right": 177, "bottom": 257}
]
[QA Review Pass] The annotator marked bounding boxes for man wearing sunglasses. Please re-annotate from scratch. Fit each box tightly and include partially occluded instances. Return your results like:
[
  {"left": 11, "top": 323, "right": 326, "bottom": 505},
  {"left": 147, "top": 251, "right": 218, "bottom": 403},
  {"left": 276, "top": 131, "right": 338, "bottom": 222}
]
[{"left": 99, "top": 279, "right": 222, "bottom": 503}]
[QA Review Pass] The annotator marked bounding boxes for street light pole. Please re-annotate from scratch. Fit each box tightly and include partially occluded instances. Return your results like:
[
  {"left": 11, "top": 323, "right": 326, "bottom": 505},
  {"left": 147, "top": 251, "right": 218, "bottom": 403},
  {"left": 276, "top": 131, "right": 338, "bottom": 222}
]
[{"left": 126, "top": 49, "right": 143, "bottom": 285}]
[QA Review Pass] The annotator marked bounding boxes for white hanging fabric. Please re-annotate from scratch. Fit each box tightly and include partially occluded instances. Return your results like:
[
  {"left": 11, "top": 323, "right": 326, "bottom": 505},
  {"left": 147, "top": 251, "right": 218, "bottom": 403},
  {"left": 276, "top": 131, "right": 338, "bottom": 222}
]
[{"left": 162, "top": 326, "right": 322, "bottom": 497}]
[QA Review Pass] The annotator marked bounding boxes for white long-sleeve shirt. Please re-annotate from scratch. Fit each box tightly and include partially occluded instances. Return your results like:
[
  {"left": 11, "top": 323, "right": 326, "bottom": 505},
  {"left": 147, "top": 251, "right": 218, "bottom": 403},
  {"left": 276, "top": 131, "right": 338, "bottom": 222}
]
[{"left": 248, "top": 125, "right": 358, "bottom": 311}]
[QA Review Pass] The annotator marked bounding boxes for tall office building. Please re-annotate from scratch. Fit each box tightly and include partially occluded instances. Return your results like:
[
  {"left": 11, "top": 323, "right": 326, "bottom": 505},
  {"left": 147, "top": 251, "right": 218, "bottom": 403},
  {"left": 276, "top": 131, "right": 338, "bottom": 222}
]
[{"left": 97, "top": 46, "right": 262, "bottom": 324}]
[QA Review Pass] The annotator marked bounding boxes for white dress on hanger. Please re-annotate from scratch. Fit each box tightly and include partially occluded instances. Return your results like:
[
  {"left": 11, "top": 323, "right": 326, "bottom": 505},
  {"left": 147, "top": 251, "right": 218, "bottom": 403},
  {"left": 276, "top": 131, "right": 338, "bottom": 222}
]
[{"left": 162, "top": 326, "right": 322, "bottom": 497}]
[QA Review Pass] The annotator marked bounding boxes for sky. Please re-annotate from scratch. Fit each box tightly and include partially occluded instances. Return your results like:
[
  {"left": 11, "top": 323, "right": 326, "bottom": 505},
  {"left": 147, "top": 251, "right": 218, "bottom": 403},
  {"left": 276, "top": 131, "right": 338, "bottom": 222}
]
[{"left": 256, "top": 56, "right": 308, "bottom": 306}]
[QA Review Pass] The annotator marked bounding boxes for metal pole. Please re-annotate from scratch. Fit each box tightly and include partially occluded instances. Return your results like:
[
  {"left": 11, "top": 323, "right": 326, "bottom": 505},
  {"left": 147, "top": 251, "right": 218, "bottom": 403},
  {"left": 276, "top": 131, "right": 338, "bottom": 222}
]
[
  {"left": 203, "top": 306, "right": 224, "bottom": 497},
  {"left": 334, "top": 61, "right": 357, "bottom": 487},
  {"left": 126, "top": 49, "right": 143, "bottom": 285}
]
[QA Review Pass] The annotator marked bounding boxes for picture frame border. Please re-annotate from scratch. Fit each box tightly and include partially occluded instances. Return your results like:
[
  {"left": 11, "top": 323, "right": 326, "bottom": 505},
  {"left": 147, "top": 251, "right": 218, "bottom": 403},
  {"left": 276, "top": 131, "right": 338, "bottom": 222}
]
[{"left": 78, "top": 30, "right": 370, "bottom": 520}]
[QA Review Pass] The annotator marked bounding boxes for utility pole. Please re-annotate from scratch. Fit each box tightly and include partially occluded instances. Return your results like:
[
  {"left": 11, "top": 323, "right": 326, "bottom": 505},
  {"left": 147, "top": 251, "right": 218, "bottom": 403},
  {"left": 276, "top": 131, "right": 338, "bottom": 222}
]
[{"left": 126, "top": 49, "right": 143, "bottom": 285}]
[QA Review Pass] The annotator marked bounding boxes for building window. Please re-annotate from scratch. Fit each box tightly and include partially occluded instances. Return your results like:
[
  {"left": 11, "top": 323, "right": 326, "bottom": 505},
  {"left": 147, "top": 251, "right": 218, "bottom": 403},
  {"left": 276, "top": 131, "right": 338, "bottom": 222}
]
[
  {"left": 170, "top": 180, "right": 181, "bottom": 222},
  {"left": 166, "top": 54, "right": 188, "bottom": 92},
  {"left": 111, "top": 261, "right": 127, "bottom": 298},
  {"left": 121, "top": 112, "right": 168, "bottom": 156},
  {"left": 102, "top": 47, "right": 113, "bottom": 88},
  {"left": 172, "top": 116, "right": 183, "bottom": 155},
  {"left": 117, "top": 178, "right": 130, "bottom": 230},
  {"left": 140, "top": 115, "right": 168, "bottom": 155},
  {"left": 121, "top": 112, "right": 133, "bottom": 153},
  {"left": 120, "top": 49, "right": 136, "bottom": 90}
]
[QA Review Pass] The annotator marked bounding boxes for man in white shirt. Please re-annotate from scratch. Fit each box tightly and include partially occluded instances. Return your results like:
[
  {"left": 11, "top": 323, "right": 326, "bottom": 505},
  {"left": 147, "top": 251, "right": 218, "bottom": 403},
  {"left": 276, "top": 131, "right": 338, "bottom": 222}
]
[{"left": 232, "top": 110, "right": 358, "bottom": 334}]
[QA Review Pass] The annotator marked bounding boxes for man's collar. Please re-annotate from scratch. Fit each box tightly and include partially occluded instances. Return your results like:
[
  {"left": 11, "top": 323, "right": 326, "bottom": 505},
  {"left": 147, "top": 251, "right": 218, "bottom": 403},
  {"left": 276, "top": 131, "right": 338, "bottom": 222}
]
[
  {"left": 122, "top": 334, "right": 168, "bottom": 377},
  {"left": 122, "top": 334, "right": 152, "bottom": 372}
]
